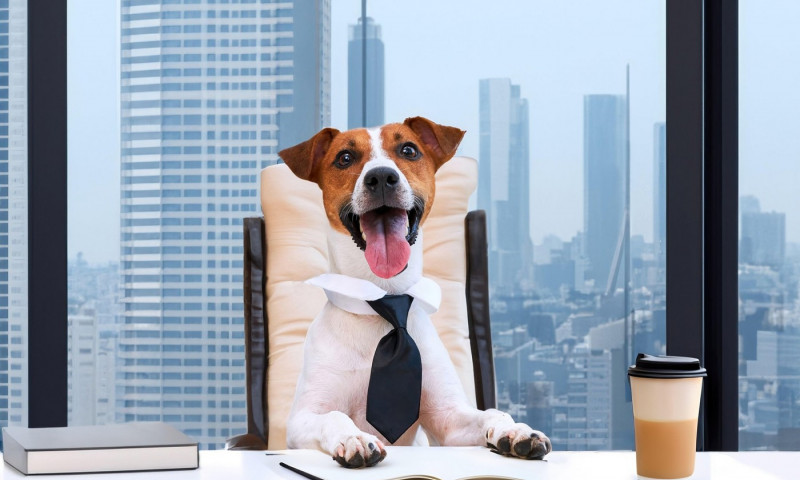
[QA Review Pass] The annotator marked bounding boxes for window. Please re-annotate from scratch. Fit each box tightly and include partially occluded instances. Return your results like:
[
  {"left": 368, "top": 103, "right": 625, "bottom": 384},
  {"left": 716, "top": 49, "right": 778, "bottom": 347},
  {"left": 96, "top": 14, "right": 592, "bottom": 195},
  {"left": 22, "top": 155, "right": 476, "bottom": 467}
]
[
  {"left": 66, "top": 0, "right": 667, "bottom": 450},
  {"left": 68, "top": 0, "right": 330, "bottom": 449},
  {"left": 738, "top": 0, "right": 800, "bottom": 450},
  {"left": 55, "top": 0, "right": 795, "bottom": 455}
]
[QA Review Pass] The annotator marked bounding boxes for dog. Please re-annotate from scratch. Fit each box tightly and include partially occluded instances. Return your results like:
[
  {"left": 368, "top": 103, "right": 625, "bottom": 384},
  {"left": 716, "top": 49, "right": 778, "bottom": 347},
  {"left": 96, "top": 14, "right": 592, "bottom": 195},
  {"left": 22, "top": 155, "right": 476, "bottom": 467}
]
[{"left": 279, "top": 117, "right": 551, "bottom": 467}]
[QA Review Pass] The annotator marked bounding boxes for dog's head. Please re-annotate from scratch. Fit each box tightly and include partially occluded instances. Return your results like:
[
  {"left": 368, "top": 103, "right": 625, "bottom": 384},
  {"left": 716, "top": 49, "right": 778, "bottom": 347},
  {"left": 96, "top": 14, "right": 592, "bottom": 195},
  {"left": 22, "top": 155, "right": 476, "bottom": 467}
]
[{"left": 279, "top": 117, "right": 465, "bottom": 279}]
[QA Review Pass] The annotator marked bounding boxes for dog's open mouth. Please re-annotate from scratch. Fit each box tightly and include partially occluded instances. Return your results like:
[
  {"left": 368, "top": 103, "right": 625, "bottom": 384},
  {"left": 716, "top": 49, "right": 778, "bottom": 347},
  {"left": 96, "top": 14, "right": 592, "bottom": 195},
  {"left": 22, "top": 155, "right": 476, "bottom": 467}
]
[{"left": 339, "top": 199, "right": 423, "bottom": 279}]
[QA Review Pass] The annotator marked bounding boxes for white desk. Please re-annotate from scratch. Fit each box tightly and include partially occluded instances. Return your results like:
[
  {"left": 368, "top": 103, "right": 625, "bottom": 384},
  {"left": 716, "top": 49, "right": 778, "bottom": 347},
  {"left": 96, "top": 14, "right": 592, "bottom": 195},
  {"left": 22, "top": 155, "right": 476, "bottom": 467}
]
[{"left": 1, "top": 447, "right": 798, "bottom": 479}]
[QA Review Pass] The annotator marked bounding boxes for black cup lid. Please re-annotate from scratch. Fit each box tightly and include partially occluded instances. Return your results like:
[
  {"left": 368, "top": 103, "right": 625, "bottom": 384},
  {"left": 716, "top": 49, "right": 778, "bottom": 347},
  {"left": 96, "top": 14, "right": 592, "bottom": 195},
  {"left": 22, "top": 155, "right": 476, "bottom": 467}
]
[{"left": 628, "top": 353, "right": 707, "bottom": 378}]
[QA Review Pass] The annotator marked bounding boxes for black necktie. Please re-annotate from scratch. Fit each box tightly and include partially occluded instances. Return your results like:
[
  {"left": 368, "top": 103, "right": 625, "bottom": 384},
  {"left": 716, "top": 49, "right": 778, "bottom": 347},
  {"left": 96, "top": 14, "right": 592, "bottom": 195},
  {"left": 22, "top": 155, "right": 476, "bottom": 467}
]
[{"left": 365, "top": 294, "right": 422, "bottom": 444}]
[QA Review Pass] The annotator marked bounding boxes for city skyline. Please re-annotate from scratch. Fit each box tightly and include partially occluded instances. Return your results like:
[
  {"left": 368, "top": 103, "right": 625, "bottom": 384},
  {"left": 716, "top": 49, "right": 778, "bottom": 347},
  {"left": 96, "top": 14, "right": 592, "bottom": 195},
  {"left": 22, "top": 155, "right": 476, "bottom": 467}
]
[
  {"left": 69, "top": 0, "right": 671, "bottom": 266},
  {"left": 59, "top": 0, "right": 800, "bottom": 453},
  {"left": 68, "top": 1, "right": 800, "bottom": 267}
]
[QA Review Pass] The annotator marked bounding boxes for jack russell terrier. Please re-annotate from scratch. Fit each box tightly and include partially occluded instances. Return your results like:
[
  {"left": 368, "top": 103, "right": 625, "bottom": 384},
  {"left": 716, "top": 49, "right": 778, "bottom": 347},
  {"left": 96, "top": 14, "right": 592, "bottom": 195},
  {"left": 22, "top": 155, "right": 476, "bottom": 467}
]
[{"left": 279, "top": 117, "right": 551, "bottom": 467}]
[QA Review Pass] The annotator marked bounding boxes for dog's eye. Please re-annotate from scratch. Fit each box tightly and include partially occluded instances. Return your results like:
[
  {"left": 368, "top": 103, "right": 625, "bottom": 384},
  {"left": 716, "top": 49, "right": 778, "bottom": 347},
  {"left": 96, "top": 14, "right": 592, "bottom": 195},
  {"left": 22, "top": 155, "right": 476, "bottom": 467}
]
[
  {"left": 334, "top": 150, "right": 355, "bottom": 169},
  {"left": 399, "top": 143, "right": 420, "bottom": 160}
]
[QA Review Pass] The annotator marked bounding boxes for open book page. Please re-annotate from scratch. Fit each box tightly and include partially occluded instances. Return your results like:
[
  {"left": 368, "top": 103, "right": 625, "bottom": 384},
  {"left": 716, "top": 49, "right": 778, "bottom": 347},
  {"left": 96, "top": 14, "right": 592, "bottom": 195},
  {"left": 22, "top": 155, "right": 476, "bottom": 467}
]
[{"left": 271, "top": 446, "right": 544, "bottom": 480}]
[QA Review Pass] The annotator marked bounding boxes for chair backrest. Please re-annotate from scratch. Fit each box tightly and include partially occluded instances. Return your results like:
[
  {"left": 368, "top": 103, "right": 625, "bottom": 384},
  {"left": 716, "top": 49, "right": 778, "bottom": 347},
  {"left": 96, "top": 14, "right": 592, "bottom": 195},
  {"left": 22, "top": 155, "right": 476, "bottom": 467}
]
[{"left": 234, "top": 156, "right": 494, "bottom": 450}]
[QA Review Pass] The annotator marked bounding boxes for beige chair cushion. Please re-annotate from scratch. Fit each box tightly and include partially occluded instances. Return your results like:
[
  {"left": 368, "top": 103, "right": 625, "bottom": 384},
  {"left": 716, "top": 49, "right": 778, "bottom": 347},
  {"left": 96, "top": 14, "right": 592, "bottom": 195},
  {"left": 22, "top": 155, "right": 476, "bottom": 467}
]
[{"left": 261, "top": 156, "right": 478, "bottom": 449}]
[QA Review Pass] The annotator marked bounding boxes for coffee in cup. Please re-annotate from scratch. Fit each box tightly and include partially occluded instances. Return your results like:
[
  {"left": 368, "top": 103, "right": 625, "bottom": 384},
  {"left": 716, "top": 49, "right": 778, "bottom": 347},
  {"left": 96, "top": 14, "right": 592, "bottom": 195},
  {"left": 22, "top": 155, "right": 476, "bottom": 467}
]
[{"left": 628, "top": 353, "right": 706, "bottom": 479}]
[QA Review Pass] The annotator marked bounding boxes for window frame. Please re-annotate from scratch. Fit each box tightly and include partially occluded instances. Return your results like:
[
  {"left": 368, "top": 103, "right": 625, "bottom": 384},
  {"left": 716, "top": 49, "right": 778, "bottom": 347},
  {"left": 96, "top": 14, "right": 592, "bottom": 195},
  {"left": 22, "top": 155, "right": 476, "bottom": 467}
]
[
  {"left": 28, "top": 0, "right": 68, "bottom": 428},
  {"left": 29, "top": 0, "right": 742, "bottom": 450},
  {"left": 666, "top": 0, "right": 739, "bottom": 451}
]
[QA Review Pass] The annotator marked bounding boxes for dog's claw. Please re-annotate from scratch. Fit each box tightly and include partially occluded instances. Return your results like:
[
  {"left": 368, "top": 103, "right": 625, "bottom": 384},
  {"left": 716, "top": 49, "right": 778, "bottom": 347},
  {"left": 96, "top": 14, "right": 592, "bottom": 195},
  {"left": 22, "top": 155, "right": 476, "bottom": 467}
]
[
  {"left": 531, "top": 436, "right": 552, "bottom": 460},
  {"left": 366, "top": 448, "right": 387, "bottom": 467},
  {"left": 332, "top": 436, "right": 387, "bottom": 468},
  {"left": 333, "top": 451, "right": 363, "bottom": 468},
  {"left": 334, "top": 448, "right": 385, "bottom": 468}
]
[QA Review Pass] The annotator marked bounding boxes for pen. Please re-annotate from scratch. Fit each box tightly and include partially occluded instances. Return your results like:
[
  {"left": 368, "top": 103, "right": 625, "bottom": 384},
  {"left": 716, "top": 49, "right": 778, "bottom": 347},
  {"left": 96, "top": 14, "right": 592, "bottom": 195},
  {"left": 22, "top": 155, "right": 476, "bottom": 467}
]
[{"left": 280, "top": 461, "right": 326, "bottom": 480}]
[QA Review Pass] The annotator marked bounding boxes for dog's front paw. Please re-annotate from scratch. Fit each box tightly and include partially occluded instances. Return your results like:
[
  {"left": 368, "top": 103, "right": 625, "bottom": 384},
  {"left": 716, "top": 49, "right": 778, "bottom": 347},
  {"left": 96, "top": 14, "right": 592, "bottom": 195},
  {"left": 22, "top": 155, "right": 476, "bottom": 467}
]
[
  {"left": 332, "top": 434, "right": 387, "bottom": 468},
  {"left": 486, "top": 424, "right": 552, "bottom": 460}
]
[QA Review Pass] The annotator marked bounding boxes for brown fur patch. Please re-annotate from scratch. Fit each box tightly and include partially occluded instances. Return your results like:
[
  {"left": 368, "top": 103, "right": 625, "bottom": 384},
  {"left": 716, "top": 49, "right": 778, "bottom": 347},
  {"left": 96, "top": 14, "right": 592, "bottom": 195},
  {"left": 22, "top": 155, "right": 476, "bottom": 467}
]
[
  {"left": 379, "top": 124, "right": 438, "bottom": 226},
  {"left": 281, "top": 118, "right": 465, "bottom": 235},
  {"left": 314, "top": 129, "right": 371, "bottom": 235}
]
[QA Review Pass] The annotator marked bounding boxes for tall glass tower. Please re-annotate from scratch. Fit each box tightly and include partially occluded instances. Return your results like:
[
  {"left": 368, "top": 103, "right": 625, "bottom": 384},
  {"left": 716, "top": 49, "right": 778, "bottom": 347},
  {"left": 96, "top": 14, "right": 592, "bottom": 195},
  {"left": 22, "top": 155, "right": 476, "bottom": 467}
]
[
  {"left": 119, "top": 0, "right": 330, "bottom": 448},
  {"left": 347, "top": 16, "right": 383, "bottom": 129},
  {"left": 478, "top": 78, "right": 532, "bottom": 292},
  {"left": 0, "top": 0, "right": 28, "bottom": 445},
  {"left": 583, "top": 95, "right": 627, "bottom": 292}
]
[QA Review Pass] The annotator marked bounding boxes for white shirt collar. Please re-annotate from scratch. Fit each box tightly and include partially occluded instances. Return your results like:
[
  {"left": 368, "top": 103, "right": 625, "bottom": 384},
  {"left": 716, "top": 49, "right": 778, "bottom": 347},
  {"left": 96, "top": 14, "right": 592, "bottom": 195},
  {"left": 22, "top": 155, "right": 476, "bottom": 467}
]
[{"left": 306, "top": 273, "right": 441, "bottom": 316}]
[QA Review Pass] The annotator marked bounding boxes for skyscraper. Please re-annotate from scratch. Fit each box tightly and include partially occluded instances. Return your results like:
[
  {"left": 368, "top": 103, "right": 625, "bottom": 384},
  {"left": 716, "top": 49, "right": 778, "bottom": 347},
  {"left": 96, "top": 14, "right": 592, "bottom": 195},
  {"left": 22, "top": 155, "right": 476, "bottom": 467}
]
[
  {"left": 478, "top": 78, "right": 533, "bottom": 292},
  {"left": 583, "top": 95, "right": 627, "bottom": 292},
  {"left": 740, "top": 195, "right": 761, "bottom": 216},
  {"left": 741, "top": 210, "right": 786, "bottom": 268},
  {"left": 119, "top": 0, "right": 330, "bottom": 449},
  {"left": 348, "top": 16, "right": 384, "bottom": 129},
  {"left": 68, "top": 258, "right": 120, "bottom": 427},
  {"left": 653, "top": 122, "right": 666, "bottom": 273},
  {"left": 1, "top": 0, "right": 28, "bottom": 443}
]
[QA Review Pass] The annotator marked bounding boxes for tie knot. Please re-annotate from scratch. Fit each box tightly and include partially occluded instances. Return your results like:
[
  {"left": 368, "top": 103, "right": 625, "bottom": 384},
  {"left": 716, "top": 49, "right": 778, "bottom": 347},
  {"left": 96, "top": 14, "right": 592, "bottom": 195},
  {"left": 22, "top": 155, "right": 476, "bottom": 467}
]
[{"left": 367, "top": 294, "right": 413, "bottom": 330}]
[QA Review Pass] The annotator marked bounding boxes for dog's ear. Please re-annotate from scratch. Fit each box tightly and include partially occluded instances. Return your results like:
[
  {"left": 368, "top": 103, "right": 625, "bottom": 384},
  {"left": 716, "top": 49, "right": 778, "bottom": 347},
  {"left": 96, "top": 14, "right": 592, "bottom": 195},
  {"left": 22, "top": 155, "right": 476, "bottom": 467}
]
[
  {"left": 278, "top": 127, "right": 340, "bottom": 183},
  {"left": 403, "top": 117, "right": 465, "bottom": 170}
]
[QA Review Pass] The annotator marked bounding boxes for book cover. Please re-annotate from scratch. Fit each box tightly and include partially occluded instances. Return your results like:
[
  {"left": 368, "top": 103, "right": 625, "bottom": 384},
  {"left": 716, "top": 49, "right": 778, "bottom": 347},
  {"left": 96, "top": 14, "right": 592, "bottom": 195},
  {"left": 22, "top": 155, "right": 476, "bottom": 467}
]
[{"left": 2, "top": 422, "right": 199, "bottom": 475}]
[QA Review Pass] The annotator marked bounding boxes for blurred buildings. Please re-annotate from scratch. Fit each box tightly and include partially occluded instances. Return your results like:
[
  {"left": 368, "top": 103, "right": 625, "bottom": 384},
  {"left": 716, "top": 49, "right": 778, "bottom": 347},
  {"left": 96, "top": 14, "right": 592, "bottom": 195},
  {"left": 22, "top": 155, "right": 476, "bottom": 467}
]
[
  {"left": 487, "top": 94, "right": 665, "bottom": 449},
  {"left": 478, "top": 78, "right": 534, "bottom": 293},
  {"left": 738, "top": 195, "right": 798, "bottom": 450},
  {"left": 0, "top": 0, "right": 28, "bottom": 448},
  {"left": 348, "top": 16, "right": 384, "bottom": 129}
]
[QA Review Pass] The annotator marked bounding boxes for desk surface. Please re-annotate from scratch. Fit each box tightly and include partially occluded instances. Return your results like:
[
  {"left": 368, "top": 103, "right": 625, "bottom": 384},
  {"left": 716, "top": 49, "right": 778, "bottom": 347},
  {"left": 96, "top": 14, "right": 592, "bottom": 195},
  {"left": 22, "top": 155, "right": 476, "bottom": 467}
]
[{"left": 1, "top": 447, "right": 798, "bottom": 479}]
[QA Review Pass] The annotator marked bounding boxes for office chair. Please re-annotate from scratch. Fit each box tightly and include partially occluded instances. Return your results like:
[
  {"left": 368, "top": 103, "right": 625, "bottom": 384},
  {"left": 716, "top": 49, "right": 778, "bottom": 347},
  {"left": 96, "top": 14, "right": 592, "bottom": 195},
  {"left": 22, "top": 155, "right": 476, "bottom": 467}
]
[{"left": 227, "top": 156, "right": 495, "bottom": 450}]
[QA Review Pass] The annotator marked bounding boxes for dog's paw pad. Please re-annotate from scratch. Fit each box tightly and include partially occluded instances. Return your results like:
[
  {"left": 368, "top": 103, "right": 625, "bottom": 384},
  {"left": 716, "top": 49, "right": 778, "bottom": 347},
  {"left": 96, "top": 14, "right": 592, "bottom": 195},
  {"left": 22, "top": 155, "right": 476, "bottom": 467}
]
[
  {"left": 496, "top": 435, "right": 512, "bottom": 454},
  {"left": 513, "top": 431, "right": 551, "bottom": 460},
  {"left": 513, "top": 437, "right": 533, "bottom": 457},
  {"left": 488, "top": 425, "right": 552, "bottom": 460}
]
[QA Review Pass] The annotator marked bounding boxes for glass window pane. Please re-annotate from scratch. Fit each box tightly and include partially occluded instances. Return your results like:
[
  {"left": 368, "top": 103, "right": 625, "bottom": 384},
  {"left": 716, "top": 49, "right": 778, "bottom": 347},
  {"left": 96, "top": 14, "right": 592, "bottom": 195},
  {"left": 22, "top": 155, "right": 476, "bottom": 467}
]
[
  {"left": 739, "top": 0, "right": 800, "bottom": 451},
  {"left": 0, "top": 0, "right": 28, "bottom": 450},
  {"left": 68, "top": 0, "right": 332, "bottom": 449},
  {"left": 333, "top": 0, "right": 666, "bottom": 450},
  {"left": 68, "top": 0, "right": 665, "bottom": 451}
]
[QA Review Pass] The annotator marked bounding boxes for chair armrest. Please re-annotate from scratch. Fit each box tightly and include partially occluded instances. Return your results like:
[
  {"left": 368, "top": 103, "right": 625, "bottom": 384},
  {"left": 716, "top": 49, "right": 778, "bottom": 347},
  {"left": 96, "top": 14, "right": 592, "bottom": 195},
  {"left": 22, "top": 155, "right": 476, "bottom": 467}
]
[
  {"left": 226, "top": 433, "right": 268, "bottom": 450},
  {"left": 465, "top": 210, "right": 496, "bottom": 410},
  {"left": 242, "top": 217, "right": 269, "bottom": 445}
]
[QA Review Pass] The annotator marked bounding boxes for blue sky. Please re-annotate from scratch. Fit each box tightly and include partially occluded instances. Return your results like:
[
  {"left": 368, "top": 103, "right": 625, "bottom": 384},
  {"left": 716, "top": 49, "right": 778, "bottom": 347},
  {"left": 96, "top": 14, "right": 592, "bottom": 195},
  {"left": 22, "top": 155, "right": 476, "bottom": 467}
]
[{"left": 67, "top": 0, "right": 798, "bottom": 264}]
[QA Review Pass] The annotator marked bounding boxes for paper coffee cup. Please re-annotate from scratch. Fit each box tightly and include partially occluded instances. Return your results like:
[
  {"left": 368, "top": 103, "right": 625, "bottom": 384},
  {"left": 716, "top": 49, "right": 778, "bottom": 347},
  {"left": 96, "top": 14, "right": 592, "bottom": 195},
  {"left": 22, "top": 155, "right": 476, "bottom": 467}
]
[{"left": 628, "top": 353, "right": 706, "bottom": 479}]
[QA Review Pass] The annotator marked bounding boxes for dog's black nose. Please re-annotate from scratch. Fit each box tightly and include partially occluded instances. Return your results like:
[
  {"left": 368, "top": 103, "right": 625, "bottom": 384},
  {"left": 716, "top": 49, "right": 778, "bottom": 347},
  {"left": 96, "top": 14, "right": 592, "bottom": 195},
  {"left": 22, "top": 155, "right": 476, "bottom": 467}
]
[{"left": 364, "top": 167, "right": 399, "bottom": 194}]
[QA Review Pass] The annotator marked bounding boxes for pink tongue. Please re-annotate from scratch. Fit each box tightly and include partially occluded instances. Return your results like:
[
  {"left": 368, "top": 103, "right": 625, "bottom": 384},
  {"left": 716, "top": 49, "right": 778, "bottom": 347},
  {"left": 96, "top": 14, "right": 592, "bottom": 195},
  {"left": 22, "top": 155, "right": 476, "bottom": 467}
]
[{"left": 361, "top": 208, "right": 411, "bottom": 279}]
